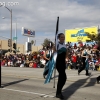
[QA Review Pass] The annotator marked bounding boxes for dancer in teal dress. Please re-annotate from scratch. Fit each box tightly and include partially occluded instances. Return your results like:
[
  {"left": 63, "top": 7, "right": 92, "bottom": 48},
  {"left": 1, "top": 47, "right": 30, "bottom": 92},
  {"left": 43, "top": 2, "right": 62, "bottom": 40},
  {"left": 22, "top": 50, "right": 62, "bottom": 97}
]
[
  {"left": 43, "top": 42, "right": 53, "bottom": 78},
  {"left": 44, "top": 33, "right": 67, "bottom": 99},
  {"left": 55, "top": 33, "right": 67, "bottom": 99},
  {"left": 78, "top": 47, "right": 90, "bottom": 76}
]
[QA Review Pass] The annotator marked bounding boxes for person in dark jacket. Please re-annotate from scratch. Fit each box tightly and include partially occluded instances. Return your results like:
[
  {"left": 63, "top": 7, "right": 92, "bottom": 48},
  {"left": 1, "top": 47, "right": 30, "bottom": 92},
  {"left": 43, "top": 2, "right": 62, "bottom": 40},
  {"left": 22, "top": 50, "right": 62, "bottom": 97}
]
[
  {"left": 77, "top": 53, "right": 83, "bottom": 70},
  {"left": 78, "top": 47, "right": 90, "bottom": 76}
]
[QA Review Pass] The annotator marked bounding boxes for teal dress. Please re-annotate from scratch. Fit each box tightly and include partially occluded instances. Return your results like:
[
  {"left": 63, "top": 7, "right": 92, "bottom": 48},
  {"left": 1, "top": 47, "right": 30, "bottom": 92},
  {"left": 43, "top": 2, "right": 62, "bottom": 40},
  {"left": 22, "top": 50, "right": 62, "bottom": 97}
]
[
  {"left": 78, "top": 50, "right": 89, "bottom": 75},
  {"left": 83, "top": 51, "right": 89, "bottom": 70},
  {"left": 85, "top": 58, "right": 89, "bottom": 70},
  {"left": 43, "top": 50, "right": 52, "bottom": 77},
  {"left": 46, "top": 51, "right": 50, "bottom": 62},
  {"left": 44, "top": 52, "right": 57, "bottom": 84}
]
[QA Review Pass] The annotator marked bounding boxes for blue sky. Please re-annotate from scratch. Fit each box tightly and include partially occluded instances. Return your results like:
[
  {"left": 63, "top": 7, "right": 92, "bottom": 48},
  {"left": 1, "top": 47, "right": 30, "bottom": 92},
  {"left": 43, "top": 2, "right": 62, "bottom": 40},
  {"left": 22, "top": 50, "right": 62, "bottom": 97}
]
[{"left": 0, "top": 0, "right": 100, "bottom": 46}]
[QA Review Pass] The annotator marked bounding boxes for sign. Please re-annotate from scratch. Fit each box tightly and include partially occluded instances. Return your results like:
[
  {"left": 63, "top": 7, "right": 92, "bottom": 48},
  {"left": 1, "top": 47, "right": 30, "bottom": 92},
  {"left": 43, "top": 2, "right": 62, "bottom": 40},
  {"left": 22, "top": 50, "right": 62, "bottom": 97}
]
[
  {"left": 22, "top": 27, "right": 35, "bottom": 37},
  {"left": 65, "top": 26, "right": 98, "bottom": 42},
  {"left": 13, "top": 37, "right": 17, "bottom": 40},
  {"left": 28, "top": 42, "right": 32, "bottom": 51},
  {"left": 0, "top": 50, "right": 2, "bottom": 54},
  {"left": 25, "top": 42, "right": 32, "bottom": 52},
  {"left": 0, "top": 43, "right": 1, "bottom": 48},
  {"left": 8, "top": 39, "right": 12, "bottom": 47}
]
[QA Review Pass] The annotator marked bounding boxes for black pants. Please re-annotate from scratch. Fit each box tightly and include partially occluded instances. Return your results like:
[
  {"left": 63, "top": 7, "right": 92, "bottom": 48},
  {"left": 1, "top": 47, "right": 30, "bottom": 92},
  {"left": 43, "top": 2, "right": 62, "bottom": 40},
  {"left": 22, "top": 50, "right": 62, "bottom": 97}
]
[
  {"left": 95, "top": 65, "right": 99, "bottom": 71},
  {"left": 97, "top": 76, "right": 100, "bottom": 81},
  {"left": 78, "top": 66, "right": 89, "bottom": 75},
  {"left": 72, "top": 62, "right": 77, "bottom": 69},
  {"left": 56, "top": 64, "right": 66, "bottom": 94},
  {"left": 78, "top": 58, "right": 89, "bottom": 75}
]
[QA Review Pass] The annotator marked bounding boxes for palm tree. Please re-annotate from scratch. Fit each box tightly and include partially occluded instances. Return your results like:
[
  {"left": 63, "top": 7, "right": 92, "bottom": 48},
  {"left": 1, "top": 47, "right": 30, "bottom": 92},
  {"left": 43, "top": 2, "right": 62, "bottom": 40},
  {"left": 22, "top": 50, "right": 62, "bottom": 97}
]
[
  {"left": 86, "top": 28, "right": 100, "bottom": 42},
  {"left": 31, "top": 40, "right": 34, "bottom": 45},
  {"left": 85, "top": 31, "right": 100, "bottom": 49}
]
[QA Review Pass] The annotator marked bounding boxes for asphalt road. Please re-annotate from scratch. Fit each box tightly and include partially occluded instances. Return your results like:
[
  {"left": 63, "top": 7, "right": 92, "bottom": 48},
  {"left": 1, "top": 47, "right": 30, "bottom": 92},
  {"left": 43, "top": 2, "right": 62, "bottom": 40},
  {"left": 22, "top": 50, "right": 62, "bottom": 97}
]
[{"left": 0, "top": 67, "right": 100, "bottom": 100}]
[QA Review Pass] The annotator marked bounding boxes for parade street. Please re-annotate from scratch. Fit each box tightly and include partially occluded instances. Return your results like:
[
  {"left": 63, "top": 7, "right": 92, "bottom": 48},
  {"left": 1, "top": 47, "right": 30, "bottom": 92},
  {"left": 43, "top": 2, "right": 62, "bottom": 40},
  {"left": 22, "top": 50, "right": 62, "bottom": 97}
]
[{"left": 0, "top": 67, "right": 100, "bottom": 100}]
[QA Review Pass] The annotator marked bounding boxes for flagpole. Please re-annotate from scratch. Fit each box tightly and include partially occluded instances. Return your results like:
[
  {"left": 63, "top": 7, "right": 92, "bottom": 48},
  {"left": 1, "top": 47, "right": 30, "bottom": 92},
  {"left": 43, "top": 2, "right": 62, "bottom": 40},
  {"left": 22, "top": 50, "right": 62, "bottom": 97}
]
[{"left": 53, "top": 16, "right": 59, "bottom": 88}]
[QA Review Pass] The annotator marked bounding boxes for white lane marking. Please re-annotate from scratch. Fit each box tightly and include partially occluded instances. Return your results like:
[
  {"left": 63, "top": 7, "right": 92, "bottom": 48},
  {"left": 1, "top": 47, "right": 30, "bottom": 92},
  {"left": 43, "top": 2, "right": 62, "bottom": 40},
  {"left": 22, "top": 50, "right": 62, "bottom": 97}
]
[{"left": 2, "top": 88, "right": 55, "bottom": 98}]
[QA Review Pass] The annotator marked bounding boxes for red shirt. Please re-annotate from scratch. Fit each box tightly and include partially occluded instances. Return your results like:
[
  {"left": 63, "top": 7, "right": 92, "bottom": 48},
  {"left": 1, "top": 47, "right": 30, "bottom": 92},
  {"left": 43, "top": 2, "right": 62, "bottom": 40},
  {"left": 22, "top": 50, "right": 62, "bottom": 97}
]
[
  {"left": 80, "top": 43, "right": 83, "bottom": 47},
  {"left": 33, "top": 62, "right": 37, "bottom": 68},
  {"left": 72, "top": 56, "right": 77, "bottom": 62}
]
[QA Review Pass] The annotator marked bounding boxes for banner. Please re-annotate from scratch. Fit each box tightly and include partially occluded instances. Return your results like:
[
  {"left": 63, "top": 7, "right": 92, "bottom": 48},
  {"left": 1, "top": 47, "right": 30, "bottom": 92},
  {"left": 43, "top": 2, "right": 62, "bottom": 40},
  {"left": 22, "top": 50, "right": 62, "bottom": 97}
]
[
  {"left": 22, "top": 27, "right": 35, "bottom": 37},
  {"left": 65, "top": 26, "right": 98, "bottom": 42}
]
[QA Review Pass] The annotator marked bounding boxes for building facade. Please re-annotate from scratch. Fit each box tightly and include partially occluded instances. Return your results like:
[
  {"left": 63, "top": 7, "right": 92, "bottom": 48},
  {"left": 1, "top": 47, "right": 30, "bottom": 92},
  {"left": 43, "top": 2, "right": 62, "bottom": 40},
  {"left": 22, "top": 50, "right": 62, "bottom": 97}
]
[{"left": 0, "top": 39, "right": 43, "bottom": 54}]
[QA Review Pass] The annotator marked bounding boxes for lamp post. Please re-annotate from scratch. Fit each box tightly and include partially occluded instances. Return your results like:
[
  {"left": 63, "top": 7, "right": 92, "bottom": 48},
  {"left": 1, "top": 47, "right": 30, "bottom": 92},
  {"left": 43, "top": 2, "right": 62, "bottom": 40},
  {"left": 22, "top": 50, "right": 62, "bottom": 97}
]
[
  {"left": 0, "top": 5, "right": 12, "bottom": 88},
  {"left": 2, "top": 17, "right": 18, "bottom": 53},
  {"left": 0, "top": 5, "right": 12, "bottom": 53},
  {"left": 15, "top": 20, "right": 17, "bottom": 52}
]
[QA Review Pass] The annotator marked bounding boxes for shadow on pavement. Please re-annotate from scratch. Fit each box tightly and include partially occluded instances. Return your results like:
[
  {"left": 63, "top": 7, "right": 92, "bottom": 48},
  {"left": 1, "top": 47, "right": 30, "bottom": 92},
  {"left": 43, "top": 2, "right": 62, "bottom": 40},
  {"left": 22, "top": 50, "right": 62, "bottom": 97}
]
[
  {"left": 1, "top": 79, "right": 28, "bottom": 88},
  {"left": 62, "top": 75, "right": 96, "bottom": 100},
  {"left": 51, "top": 75, "right": 59, "bottom": 79}
]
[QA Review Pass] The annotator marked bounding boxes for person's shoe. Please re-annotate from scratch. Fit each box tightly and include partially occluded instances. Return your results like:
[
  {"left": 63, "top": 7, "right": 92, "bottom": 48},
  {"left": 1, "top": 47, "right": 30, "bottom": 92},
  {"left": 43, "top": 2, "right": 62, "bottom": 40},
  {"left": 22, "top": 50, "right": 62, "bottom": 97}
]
[
  {"left": 97, "top": 77, "right": 99, "bottom": 84},
  {"left": 78, "top": 71, "right": 80, "bottom": 75},
  {"left": 43, "top": 75, "right": 46, "bottom": 79},
  {"left": 86, "top": 72, "right": 91, "bottom": 76},
  {"left": 97, "top": 79, "right": 99, "bottom": 84},
  {"left": 86, "top": 73, "right": 90, "bottom": 76},
  {"left": 56, "top": 93, "right": 64, "bottom": 99}
]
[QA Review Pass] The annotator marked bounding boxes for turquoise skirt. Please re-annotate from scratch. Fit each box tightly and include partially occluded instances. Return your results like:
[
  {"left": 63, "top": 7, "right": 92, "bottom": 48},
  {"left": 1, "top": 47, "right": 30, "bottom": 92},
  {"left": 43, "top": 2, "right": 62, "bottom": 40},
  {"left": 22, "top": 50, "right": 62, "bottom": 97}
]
[{"left": 44, "top": 52, "right": 57, "bottom": 84}]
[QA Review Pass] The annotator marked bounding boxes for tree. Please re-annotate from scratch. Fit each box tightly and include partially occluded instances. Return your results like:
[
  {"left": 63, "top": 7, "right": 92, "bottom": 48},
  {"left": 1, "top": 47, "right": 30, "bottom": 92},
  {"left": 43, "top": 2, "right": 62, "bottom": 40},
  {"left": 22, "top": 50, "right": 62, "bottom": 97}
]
[
  {"left": 86, "top": 31, "right": 100, "bottom": 48},
  {"left": 85, "top": 32, "right": 99, "bottom": 42},
  {"left": 31, "top": 40, "right": 34, "bottom": 45},
  {"left": 42, "top": 38, "right": 50, "bottom": 47},
  {"left": 42, "top": 38, "right": 54, "bottom": 47}
]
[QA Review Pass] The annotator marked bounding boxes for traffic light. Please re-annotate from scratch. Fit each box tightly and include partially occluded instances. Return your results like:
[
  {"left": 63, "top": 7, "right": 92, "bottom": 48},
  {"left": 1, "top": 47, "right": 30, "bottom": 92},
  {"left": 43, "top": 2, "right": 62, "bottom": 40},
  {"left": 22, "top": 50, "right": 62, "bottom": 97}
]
[
  {"left": 8, "top": 39, "right": 11, "bottom": 47},
  {"left": 28, "top": 42, "right": 32, "bottom": 51},
  {"left": 13, "top": 43, "right": 16, "bottom": 50},
  {"left": 13, "top": 50, "right": 16, "bottom": 54},
  {"left": 8, "top": 49, "right": 10, "bottom": 52}
]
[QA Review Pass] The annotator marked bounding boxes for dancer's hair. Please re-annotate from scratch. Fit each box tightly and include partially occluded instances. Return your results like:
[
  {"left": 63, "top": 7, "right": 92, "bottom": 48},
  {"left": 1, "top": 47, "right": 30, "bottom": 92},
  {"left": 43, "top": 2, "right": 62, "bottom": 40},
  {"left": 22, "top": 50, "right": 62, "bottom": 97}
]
[{"left": 57, "top": 33, "right": 64, "bottom": 39}]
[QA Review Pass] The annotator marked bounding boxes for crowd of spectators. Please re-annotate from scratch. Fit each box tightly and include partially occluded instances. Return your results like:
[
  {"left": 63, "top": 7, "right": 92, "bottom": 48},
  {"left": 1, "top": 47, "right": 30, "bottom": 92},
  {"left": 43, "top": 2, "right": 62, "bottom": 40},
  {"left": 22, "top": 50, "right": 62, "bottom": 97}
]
[
  {"left": 66, "top": 42, "right": 100, "bottom": 71},
  {"left": 1, "top": 42, "right": 100, "bottom": 71},
  {"left": 1, "top": 51, "right": 46, "bottom": 68}
]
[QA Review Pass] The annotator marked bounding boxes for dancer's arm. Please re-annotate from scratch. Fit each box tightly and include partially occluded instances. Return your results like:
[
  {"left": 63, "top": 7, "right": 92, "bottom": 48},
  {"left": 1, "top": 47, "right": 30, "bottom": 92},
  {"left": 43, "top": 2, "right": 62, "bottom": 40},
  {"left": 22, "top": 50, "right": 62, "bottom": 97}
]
[
  {"left": 53, "top": 46, "right": 57, "bottom": 53},
  {"left": 81, "top": 50, "right": 86, "bottom": 58},
  {"left": 43, "top": 51, "right": 49, "bottom": 61}
]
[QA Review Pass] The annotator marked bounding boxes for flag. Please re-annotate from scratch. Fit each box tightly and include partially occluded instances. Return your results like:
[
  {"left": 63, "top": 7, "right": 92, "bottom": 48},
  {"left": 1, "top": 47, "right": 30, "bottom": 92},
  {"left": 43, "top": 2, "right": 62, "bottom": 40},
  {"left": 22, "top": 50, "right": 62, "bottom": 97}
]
[
  {"left": 55, "top": 17, "right": 59, "bottom": 50},
  {"left": 44, "top": 17, "right": 59, "bottom": 84}
]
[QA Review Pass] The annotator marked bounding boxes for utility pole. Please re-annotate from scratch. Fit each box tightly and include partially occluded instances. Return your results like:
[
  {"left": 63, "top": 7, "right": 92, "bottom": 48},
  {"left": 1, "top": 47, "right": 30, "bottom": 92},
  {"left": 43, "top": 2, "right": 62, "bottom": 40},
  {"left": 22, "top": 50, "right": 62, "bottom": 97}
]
[{"left": 0, "top": 49, "right": 1, "bottom": 88}]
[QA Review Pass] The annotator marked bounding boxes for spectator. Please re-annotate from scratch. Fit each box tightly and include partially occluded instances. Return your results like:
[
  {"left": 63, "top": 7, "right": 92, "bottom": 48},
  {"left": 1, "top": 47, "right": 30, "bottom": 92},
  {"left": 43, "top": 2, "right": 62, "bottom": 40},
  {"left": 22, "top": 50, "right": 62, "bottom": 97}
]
[{"left": 71, "top": 53, "right": 77, "bottom": 69}]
